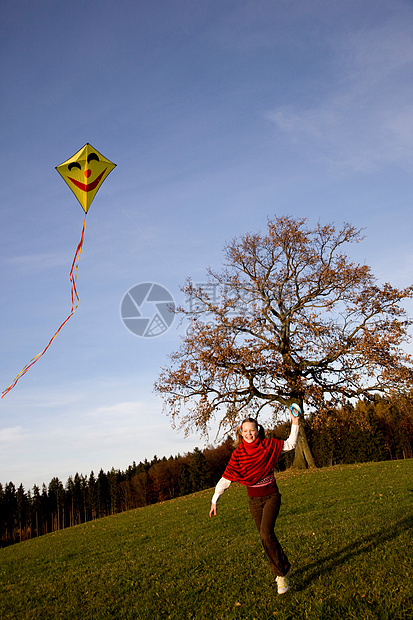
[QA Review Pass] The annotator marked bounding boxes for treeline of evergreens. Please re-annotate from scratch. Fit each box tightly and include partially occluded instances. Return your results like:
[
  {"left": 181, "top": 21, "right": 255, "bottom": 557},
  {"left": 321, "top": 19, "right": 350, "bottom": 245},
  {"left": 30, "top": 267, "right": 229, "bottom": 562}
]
[
  {"left": 1, "top": 395, "right": 412, "bottom": 548},
  {"left": 305, "top": 395, "right": 413, "bottom": 467},
  {"left": 0, "top": 443, "right": 234, "bottom": 548}
]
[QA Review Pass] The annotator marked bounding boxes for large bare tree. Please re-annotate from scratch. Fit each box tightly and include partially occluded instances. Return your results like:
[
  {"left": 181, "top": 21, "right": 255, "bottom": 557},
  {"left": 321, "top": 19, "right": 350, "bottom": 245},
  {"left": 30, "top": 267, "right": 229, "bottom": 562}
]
[{"left": 155, "top": 216, "right": 413, "bottom": 467}]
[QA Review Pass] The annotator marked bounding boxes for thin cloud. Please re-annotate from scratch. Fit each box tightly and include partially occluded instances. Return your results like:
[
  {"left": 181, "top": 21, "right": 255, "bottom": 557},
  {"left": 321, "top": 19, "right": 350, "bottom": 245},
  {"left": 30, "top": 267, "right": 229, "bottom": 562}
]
[
  {"left": 92, "top": 400, "right": 152, "bottom": 418},
  {"left": 5, "top": 252, "right": 69, "bottom": 273},
  {"left": 0, "top": 426, "right": 25, "bottom": 444},
  {"left": 267, "top": 22, "right": 413, "bottom": 172}
]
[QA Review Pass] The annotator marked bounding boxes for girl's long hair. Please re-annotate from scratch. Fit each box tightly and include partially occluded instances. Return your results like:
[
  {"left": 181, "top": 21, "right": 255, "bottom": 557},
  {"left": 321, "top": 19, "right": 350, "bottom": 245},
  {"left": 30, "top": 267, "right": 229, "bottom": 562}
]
[{"left": 234, "top": 417, "right": 266, "bottom": 447}]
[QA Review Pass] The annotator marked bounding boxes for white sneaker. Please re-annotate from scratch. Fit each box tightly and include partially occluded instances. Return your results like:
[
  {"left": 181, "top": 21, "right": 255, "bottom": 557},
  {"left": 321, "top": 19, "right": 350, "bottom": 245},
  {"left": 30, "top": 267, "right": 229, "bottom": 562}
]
[{"left": 276, "top": 571, "right": 290, "bottom": 594}]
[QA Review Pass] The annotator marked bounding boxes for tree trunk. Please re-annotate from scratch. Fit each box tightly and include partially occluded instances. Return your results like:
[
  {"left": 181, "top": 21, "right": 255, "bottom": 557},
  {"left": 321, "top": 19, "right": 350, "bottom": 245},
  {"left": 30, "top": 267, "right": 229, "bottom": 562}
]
[{"left": 292, "top": 425, "right": 316, "bottom": 469}]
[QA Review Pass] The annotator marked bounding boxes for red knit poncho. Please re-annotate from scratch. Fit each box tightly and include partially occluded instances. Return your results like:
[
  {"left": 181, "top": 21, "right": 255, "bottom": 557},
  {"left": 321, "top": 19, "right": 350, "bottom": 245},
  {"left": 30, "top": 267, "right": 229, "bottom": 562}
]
[{"left": 223, "top": 436, "right": 284, "bottom": 486}]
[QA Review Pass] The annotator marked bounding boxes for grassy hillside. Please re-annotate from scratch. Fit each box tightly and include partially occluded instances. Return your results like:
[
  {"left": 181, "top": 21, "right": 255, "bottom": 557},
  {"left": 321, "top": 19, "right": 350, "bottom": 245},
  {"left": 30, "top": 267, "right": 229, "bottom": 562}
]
[{"left": 1, "top": 460, "right": 412, "bottom": 620}]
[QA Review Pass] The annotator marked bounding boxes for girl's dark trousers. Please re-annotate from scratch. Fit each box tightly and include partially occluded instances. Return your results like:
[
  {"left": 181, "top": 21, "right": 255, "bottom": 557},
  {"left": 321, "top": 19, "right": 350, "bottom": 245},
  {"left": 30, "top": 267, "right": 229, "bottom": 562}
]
[{"left": 248, "top": 490, "right": 291, "bottom": 577}]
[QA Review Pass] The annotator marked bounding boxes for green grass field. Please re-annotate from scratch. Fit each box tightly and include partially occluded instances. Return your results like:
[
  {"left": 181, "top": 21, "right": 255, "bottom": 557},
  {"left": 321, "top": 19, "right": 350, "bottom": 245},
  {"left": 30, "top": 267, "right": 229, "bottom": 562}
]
[{"left": 1, "top": 460, "right": 412, "bottom": 620}]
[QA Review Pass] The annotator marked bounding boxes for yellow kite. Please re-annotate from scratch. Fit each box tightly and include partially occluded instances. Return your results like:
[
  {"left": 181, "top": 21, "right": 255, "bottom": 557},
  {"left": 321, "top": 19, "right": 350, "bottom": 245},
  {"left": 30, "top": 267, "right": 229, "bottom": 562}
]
[
  {"left": 2, "top": 143, "right": 116, "bottom": 398},
  {"left": 56, "top": 143, "right": 116, "bottom": 213}
]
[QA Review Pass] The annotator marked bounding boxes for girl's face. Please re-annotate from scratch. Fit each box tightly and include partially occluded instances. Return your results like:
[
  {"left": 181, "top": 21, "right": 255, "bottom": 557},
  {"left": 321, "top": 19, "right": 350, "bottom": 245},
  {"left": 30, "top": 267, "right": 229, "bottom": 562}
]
[{"left": 241, "top": 421, "right": 258, "bottom": 443}]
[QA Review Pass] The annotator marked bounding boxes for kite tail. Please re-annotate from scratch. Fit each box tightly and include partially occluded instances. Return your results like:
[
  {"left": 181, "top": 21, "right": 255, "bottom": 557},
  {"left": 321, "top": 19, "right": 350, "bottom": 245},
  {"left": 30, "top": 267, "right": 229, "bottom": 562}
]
[{"left": 1, "top": 213, "right": 87, "bottom": 398}]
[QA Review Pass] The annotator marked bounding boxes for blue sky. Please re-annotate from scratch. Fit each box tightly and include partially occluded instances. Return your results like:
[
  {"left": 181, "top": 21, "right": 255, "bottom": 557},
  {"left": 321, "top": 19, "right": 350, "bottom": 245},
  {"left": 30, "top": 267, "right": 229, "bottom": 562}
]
[{"left": 1, "top": 0, "right": 413, "bottom": 490}]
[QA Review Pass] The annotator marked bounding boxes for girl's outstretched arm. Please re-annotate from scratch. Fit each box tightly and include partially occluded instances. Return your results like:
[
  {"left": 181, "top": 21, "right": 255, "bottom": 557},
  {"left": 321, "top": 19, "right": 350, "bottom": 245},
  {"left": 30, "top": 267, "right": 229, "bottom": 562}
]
[{"left": 209, "top": 477, "right": 231, "bottom": 516}]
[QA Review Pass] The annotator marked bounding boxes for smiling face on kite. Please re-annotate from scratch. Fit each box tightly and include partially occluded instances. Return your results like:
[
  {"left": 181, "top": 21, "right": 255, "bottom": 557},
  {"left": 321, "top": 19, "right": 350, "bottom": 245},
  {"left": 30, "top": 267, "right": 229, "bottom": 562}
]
[{"left": 56, "top": 143, "right": 116, "bottom": 212}]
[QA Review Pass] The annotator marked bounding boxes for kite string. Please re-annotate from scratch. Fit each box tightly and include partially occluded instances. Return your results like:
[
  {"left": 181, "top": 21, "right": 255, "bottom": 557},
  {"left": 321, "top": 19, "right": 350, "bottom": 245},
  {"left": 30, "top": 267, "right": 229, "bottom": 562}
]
[{"left": 1, "top": 212, "right": 87, "bottom": 398}]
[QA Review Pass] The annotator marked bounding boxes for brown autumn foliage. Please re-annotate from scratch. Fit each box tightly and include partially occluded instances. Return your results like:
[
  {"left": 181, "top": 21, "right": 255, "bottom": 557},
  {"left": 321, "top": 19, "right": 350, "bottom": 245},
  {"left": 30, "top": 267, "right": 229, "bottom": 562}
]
[
  {"left": 155, "top": 216, "right": 413, "bottom": 467},
  {"left": 148, "top": 458, "right": 181, "bottom": 501}
]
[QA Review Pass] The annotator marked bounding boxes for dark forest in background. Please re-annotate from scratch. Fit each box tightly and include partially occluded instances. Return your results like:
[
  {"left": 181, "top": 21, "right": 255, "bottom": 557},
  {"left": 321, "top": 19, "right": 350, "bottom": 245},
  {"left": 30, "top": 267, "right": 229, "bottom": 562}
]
[{"left": 1, "top": 395, "right": 412, "bottom": 547}]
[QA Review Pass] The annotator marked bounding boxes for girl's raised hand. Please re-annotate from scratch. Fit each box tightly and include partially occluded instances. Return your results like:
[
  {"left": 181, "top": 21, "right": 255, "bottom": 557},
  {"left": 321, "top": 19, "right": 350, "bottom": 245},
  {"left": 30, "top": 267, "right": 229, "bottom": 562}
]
[{"left": 289, "top": 403, "right": 301, "bottom": 424}]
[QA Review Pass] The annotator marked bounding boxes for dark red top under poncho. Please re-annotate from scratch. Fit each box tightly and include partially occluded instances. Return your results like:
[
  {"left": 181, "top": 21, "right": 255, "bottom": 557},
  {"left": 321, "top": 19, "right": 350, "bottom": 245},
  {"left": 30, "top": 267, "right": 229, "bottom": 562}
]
[{"left": 223, "top": 436, "right": 284, "bottom": 488}]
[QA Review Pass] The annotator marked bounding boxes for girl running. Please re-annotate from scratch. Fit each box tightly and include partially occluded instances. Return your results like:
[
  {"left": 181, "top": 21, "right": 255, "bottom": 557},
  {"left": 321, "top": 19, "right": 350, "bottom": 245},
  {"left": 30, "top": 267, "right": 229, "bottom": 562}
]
[{"left": 209, "top": 409, "right": 299, "bottom": 594}]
